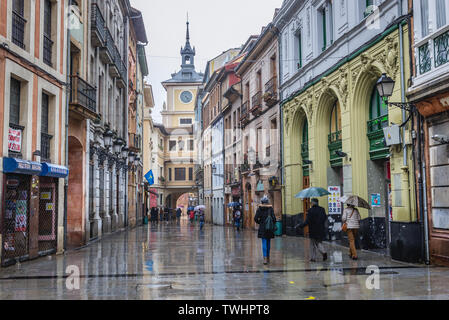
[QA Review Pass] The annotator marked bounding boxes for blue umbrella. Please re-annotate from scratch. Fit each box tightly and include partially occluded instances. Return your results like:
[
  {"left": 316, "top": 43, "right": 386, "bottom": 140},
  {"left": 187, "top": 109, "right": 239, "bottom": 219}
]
[
  {"left": 295, "top": 187, "right": 331, "bottom": 199},
  {"left": 227, "top": 202, "right": 241, "bottom": 208}
]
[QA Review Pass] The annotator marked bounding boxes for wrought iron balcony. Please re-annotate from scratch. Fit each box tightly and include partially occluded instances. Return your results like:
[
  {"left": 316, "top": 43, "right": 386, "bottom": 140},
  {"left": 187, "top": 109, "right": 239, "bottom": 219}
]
[
  {"left": 240, "top": 101, "right": 250, "bottom": 125},
  {"left": 129, "top": 133, "right": 142, "bottom": 152},
  {"left": 91, "top": 3, "right": 106, "bottom": 47},
  {"left": 419, "top": 43, "right": 431, "bottom": 75},
  {"left": 264, "top": 76, "right": 278, "bottom": 106},
  {"left": 434, "top": 30, "right": 449, "bottom": 68},
  {"left": 251, "top": 91, "right": 262, "bottom": 116},
  {"left": 12, "top": 11, "right": 26, "bottom": 49},
  {"left": 43, "top": 34, "right": 53, "bottom": 67},
  {"left": 69, "top": 75, "right": 98, "bottom": 120},
  {"left": 100, "top": 28, "right": 115, "bottom": 65},
  {"left": 367, "top": 115, "right": 389, "bottom": 160},
  {"left": 328, "top": 130, "right": 342, "bottom": 167},
  {"left": 41, "top": 132, "right": 53, "bottom": 163}
]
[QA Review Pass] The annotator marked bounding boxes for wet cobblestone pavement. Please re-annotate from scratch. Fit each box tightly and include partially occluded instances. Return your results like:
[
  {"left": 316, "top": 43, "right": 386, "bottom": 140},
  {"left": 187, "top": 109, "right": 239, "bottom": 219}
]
[{"left": 0, "top": 219, "right": 448, "bottom": 300}]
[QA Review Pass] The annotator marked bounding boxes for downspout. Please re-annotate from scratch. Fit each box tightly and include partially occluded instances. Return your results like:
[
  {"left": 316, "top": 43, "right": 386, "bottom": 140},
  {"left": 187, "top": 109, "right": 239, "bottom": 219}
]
[
  {"left": 64, "top": 0, "right": 72, "bottom": 251},
  {"left": 418, "top": 114, "right": 430, "bottom": 264},
  {"left": 399, "top": 20, "right": 412, "bottom": 222}
]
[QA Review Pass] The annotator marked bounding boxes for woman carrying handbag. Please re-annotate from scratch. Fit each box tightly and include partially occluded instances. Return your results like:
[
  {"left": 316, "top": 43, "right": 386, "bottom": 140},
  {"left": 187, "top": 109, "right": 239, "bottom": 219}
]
[{"left": 342, "top": 204, "right": 361, "bottom": 260}]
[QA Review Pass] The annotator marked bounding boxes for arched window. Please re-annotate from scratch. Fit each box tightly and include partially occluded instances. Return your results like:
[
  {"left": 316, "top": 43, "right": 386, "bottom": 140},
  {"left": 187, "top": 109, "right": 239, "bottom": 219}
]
[
  {"left": 328, "top": 101, "right": 343, "bottom": 167},
  {"left": 301, "top": 119, "right": 309, "bottom": 176},
  {"left": 367, "top": 88, "right": 389, "bottom": 160}
]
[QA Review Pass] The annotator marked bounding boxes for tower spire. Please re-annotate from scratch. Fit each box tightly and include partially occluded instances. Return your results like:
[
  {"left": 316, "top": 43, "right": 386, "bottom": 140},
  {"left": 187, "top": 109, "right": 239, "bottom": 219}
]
[{"left": 186, "top": 13, "right": 190, "bottom": 44}]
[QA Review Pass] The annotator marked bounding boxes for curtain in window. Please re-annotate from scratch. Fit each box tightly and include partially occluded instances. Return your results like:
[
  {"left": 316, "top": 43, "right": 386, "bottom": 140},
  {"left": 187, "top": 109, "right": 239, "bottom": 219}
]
[
  {"left": 421, "top": 0, "right": 429, "bottom": 37},
  {"left": 436, "top": 0, "right": 447, "bottom": 29}
]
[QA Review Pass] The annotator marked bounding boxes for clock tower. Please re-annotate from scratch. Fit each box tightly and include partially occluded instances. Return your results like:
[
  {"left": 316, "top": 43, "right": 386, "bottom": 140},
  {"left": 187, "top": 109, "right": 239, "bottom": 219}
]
[
  {"left": 161, "top": 19, "right": 204, "bottom": 129},
  {"left": 159, "top": 18, "right": 203, "bottom": 210}
]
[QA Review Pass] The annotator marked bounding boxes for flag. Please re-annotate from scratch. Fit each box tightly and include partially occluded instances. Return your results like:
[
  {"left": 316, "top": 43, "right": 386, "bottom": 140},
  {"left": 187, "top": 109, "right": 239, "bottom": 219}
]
[{"left": 145, "top": 170, "right": 155, "bottom": 185}]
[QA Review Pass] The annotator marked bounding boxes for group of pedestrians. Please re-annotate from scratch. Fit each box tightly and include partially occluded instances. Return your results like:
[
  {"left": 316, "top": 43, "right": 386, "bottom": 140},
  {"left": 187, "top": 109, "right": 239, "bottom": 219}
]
[
  {"left": 254, "top": 196, "right": 361, "bottom": 265},
  {"left": 149, "top": 206, "right": 182, "bottom": 223}
]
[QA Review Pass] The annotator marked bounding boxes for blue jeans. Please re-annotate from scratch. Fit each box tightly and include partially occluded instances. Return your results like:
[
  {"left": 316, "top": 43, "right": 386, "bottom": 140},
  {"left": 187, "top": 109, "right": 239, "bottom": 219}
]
[
  {"left": 200, "top": 221, "right": 204, "bottom": 230},
  {"left": 262, "top": 238, "right": 271, "bottom": 258},
  {"left": 235, "top": 219, "right": 240, "bottom": 229}
]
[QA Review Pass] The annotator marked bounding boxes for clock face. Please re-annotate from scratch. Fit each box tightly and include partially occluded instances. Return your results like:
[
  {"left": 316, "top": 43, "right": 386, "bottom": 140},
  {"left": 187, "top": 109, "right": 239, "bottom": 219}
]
[{"left": 180, "top": 91, "right": 193, "bottom": 103}]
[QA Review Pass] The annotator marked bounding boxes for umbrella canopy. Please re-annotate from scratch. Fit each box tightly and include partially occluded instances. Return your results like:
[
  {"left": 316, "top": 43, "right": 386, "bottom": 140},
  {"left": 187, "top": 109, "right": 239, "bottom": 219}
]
[
  {"left": 295, "top": 187, "right": 331, "bottom": 199},
  {"left": 340, "top": 195, "right": 371, "bottom": 210},
  {"left": 227, "top": 202, "right": 241, "bottom": 208},
  {"left": 194, "top": 205, "right": 205, "bottom": 211}
]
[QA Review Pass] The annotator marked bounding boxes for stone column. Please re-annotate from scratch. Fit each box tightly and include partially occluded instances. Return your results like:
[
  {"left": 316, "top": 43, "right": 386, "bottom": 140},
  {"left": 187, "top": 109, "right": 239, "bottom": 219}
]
[
  {"left": 91, "top": 148, "right": 102, "bottom": 238},
  {"left": 117, "top": 163, "right": 125, "bottom": 228},
  {"left": 101, "top": 152, "right": 111, "bottom": 234},
  {"left": 110, "top": 158, "right": 119, "bottom": 231}
]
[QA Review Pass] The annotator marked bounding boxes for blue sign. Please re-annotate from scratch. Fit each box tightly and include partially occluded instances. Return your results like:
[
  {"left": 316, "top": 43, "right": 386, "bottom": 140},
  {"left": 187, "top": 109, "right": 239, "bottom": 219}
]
[
  {"left": 3, "top": 158, "right": 42, "bottom": 175},
  {"left": 41, "top": 163, "right": 69, "bottom": 178},
  {"left": 145, "top": 170, "right": 155, "bottom": 185},
  {"left": 371, "top": 193, "right": 381, "bottom": 208}
]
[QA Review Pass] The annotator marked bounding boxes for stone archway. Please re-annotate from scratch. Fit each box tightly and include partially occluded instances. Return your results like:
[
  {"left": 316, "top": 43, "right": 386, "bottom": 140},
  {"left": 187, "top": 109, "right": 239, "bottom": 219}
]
[{"left": 67, "top": 136, "right": 85, "bottom": 248}]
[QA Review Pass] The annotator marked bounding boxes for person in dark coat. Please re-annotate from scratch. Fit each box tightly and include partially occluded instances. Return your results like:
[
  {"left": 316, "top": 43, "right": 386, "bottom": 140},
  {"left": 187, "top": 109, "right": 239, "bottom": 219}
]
[
  {"left": 297, "top": 198, "right": 328, "bottom": 262},
  {"left": 254, "top": 195, "right": 277, "bottom": 265}
]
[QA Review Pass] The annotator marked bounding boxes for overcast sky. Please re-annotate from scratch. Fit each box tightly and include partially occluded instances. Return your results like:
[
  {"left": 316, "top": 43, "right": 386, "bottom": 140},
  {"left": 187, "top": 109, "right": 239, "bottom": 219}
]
[{"left": 129, "top": 0, "right": 283, "bottom": 123}]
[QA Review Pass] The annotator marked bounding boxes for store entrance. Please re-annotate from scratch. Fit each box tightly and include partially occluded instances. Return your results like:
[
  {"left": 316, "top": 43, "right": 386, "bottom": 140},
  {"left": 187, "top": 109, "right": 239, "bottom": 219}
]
[{"left": 38, "top": 178, "right": 57, "bottom": 255}]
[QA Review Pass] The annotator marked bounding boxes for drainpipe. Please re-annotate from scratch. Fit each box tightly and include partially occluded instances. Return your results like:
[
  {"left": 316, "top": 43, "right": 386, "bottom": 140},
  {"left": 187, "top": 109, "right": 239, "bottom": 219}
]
[
  {"left": 64, "top": 0, "right": 72, "bottom": 251},
  {"left": 399, "top": 21, "right": 412, "bottom": 222},
  {"left": 418, "top": 114, "right": 430, "bottom": 264}
]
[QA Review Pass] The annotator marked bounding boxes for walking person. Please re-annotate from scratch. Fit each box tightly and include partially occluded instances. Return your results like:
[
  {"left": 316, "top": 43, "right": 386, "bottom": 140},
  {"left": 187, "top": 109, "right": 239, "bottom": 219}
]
[
  {"left": 297, "top": 198, "right": 328, "bottom": 262},
  {"left": 176, "top": 207, "right": 182, "bottom": 221},
  {"left": 234, "top": 207, "right": 242, "bottom": 231},
  {"left": 254, "top": 196, "right": 277, "bottom": 265},
  {"left": 199, "top": 209, "right": 205, "bottom": 230},
  {"left": 189, "top": 209, "right": 195, "bottom": 224},
  {"left": 342, "top": 204, "right": 361, "bottom": 260}
]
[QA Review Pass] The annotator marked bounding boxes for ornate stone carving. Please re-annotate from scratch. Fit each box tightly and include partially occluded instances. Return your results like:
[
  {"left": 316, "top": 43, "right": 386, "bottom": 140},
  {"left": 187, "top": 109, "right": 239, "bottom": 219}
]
[{"left": 337, "top": 67, "right": 348, "bottom": 109}]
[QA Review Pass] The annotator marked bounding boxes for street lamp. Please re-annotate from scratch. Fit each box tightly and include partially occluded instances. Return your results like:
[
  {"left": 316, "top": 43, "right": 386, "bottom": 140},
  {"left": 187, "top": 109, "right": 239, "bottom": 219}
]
[
  {"left": 376, "top": 73, "right": 417, "bottom": 113},
  {"left": 121, "top": 146, "right": 129, "bottom": 159},
  {"left": 103, "top": 129, "right": 114, "bottom": 148},
  {"left": 128, "top": 152, "right": 136, "bottom": 163},
  {"left": 113, "top": 138, "right": 124, "bottom": 154}
]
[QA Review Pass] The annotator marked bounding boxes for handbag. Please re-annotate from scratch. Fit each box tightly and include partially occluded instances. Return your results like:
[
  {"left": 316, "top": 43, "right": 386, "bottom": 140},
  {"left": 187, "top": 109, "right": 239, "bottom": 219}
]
[{"left": 342, "top": 208, "right": 355, "bottom": 233}]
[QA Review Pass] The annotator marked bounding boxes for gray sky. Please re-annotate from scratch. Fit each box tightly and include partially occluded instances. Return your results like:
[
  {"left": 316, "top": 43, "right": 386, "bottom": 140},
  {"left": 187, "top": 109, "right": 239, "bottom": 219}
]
[{"left": 129, "top": 0, "right": 283, "bottom": 123}]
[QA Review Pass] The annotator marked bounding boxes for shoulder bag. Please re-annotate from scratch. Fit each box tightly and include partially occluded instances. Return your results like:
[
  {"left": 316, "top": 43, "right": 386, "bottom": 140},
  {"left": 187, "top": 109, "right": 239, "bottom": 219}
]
[{"left": 341, "top": 208, "right": 355, "bottom": 233}]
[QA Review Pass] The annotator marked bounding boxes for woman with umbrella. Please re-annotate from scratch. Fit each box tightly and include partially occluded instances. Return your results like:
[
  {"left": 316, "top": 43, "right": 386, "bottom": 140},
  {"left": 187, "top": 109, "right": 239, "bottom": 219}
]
[{"left": 341, "top": 195, "right": 370, "bottom": 261}]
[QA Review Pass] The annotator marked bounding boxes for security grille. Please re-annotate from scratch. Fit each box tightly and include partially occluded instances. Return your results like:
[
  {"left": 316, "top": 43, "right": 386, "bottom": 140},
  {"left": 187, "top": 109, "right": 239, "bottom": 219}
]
[
  {"left": 2, "top": 175, "right": 31, "bottom": 266},
  {"left": 38, "top": 178, "right": 58, "bottom": 254}
]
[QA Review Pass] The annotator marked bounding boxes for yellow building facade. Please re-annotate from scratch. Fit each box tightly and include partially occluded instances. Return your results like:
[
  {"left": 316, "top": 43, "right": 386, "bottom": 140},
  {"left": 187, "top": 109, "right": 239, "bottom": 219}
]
[{"left": 282, "top": 25, "right": 416, "bottom": 250}]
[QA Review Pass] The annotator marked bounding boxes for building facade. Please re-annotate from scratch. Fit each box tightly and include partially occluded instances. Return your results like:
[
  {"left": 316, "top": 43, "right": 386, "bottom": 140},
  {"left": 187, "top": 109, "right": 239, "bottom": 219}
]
[
  {"left": 275, "top": 0, "right": 419, "bottom": 260},
  {"left": 408, "top": 0, "right": 449, "bottom": 265},
  {"left": 159, "top": 20, "right": 202, "bottom": 210},
  {"left": 0, "top": 0, "right": 69, "bottom": 266},
  {"left": 236, "top": 24, "right": 282, "bottom": 230},
  {"left": 87, "top": 0, "right": 130, "bottom": 242}
]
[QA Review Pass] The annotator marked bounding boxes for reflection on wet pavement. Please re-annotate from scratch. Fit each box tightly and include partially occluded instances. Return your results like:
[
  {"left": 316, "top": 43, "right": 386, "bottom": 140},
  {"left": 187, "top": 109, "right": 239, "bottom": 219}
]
[{"left": 0, "top": 219, "right": 448, "bottom": 300}]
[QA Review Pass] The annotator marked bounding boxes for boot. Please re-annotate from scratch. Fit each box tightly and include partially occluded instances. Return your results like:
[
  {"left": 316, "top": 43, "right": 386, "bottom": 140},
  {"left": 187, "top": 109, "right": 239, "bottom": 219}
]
[
  {"left": 267, "top": 257, "right": 270, "bottom": 264},
  {"left": 263, "top": 257, "right": 268, "bottom": 265}
]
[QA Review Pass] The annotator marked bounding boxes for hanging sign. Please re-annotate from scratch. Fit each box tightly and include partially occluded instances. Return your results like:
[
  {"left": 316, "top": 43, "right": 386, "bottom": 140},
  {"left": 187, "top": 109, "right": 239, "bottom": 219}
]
[
  {"left": 8, "top": 127, "right": 22, "bottom": 153},
  {"left": 328, "top": 186, "right": 341, "bottom": 215}
]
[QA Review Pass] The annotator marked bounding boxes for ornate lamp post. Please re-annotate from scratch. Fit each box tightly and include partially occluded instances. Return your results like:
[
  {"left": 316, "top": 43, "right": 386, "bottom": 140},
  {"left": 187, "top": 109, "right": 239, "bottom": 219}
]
[{"left": 103, "top": 129, "right": 114, "bottom": 148}]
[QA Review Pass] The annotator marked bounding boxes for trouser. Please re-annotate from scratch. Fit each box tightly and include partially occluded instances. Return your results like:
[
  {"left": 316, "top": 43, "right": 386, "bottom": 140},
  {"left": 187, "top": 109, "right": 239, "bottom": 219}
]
[
  {"left": 235, "top": 219, "right": 240, "bottom": 230},
  {"left": 262, "top": 238, "right": 271, "bottom": 258},
  {"left": 200, "top": 221, "right": 204, "bottom": 230},
  {"left": 347, "top": 229, "right": 359, "bottom": 258},
  {"left": 310, "top": 239, "right": 326, "bottom": 261}
]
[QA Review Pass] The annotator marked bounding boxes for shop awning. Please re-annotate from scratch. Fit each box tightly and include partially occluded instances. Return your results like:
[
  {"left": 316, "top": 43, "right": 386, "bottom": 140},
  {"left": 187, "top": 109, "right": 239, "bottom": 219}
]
[
  {"left": 41, "top": 163, "right": 69, "bottom": 178},
  {"left": 3, "top": 158, "right": 42, "bottom": 175}
]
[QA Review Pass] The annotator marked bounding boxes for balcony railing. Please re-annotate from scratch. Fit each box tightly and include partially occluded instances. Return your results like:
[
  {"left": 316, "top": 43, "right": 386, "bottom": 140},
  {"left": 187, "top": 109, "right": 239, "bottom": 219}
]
[
  {"left": 91, "top": 3, "right": 106, "bottom": 47},
  {"left": 264, "top": 76, "right": 278, "bottom": 106},
  {"left": 367, "top": 115, "right": 389, "bottom": 160},
  {"left": 129, "top": 133, "right": 142, "bottom": 151},
  {"left": 240, "top": 101, "right": 250, "bottom": 124},
  {"left": 100, "top": 28, "right": 115, "bottom": 65},
  {"left": 70, "top": 75, "right": 97, "bottom": 115},
  {"left": 43, "top": 34, "right": 53, "bottom": 67},
  {"left": 251, "top": 91, "right": 262, "bottom": 115},
  {"left": 12, "top": 11, "right": 26, "bottom": 49},
  {"left": 41, "top": 132, "right": 53, "bottom": 163},
  {"left": 328, "top": 130, "right": 342, "bottom": 167},
  {"left": 417, "top": 27, "right": 449, "bottom": 75}
]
